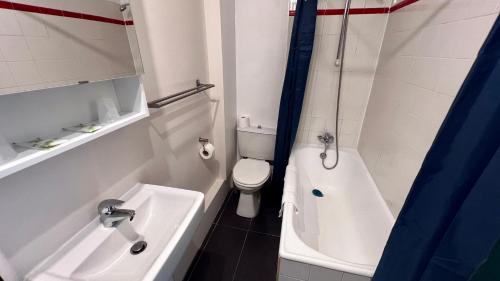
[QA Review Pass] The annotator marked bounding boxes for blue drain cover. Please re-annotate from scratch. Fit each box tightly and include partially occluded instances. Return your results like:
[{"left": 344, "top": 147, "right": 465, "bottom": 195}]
[{"left": 312, "top": 189, "right": 324, "bottom": 197}]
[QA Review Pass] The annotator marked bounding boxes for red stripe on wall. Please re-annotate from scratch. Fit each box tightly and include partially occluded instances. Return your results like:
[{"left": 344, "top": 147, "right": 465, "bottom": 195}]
[
  {"left": 322, "top": 7, "right": 389, "bottom": 15},
  {"left": 0, "top": 0, "right": 11, "bottom": 9},
  {"left": 289, "top": 0, "right": 419, "bottom": 16},
  {"left": 62, "top": 10, "right": 83, "bottom": 19},
  {"left": 38, "top": 6, "right": 63, "bottom": 16},
  {"left": 289, "top": 7, "right": 389, "bottom": 16},
  {"left": 0, "top": 0, "right": 132, "bottom": 25}
]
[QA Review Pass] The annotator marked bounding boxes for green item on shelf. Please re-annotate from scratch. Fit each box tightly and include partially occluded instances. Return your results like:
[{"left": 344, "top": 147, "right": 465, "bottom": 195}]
[
  {"left": 63, "top": 123, "right": 103, "bottom": 133},
  {"left": 14, "top": 138, "right": 68, "bottom": 150}
]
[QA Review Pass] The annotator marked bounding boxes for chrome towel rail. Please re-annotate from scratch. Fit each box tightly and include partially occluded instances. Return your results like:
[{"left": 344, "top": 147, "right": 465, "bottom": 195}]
[{"left": 147, "top": 80, "right": 215, "bottom": 108}]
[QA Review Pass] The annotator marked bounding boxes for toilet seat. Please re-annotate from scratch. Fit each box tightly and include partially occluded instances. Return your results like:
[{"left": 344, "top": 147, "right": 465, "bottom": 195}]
[{"left": 233, "top": 159, "right": 270, "bottom": 188}]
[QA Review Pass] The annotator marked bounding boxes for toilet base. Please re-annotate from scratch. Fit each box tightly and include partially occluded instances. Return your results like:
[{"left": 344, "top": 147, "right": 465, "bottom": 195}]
[{"left": 236, "top": 190, "right": 261, "bottom": 218}]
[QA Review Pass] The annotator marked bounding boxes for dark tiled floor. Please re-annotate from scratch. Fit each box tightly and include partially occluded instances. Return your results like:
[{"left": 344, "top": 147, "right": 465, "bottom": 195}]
[
  {"left": 184, "top": 185, "right": 282, "bottom": 281},
  {"left": 234, "top": 232, "right": 280, "bottom": 281}
]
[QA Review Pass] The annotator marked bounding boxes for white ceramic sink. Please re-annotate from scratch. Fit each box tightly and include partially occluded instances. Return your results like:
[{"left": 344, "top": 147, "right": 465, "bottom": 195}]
[{"left": 26, "top": 184, "right": 204, "bottom": 281}]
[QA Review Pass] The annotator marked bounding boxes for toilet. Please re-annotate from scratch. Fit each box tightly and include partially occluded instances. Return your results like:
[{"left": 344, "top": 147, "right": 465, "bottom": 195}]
[{"left": 233, "top": 125, "right": 276, "bottom": 218}]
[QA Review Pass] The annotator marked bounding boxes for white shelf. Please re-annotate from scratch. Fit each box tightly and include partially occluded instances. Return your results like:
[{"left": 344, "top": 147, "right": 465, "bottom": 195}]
[{"left": 0, "top": 77, "right": 149, "bottom": 179}]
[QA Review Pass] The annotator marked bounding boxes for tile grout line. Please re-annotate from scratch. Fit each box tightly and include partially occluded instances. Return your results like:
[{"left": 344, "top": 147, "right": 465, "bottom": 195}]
[
  {"left": 214, "top": 188, "right": 232, "bottom": 225},
  {"left": 231, "top": 229, "right": 250, "bottom": 281},
  {"left": 186, "top": 189, "right": 243, "bottom": 281},
  {"left": 215, "top": 222, "right": 251, "bottom": 232},
  {"left": 249, "top": 229, "right": 280, "bottom": 238},
  {"left": 214, "top": 189, "right": 235, "bottom": 225}
]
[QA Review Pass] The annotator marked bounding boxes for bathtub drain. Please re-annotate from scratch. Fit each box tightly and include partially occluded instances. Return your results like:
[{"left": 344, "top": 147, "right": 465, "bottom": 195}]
[{"left": 312, "top": 189, "right": 324, "bottom": 197}]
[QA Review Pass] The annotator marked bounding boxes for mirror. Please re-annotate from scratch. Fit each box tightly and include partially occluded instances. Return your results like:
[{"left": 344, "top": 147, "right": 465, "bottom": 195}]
[{"left": 0, "top": 0, "right": 143, "bottom": 96}]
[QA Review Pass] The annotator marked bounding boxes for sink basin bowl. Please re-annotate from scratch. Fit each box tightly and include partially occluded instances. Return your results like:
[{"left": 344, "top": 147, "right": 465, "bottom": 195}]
[{"left": 26, "top": 184, "right": 204, "bottom": 281}]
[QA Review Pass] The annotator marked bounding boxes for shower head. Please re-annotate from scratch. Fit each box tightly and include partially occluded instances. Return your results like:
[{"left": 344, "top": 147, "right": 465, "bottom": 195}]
[{"left": 119, "top": 3, "right": 130, "bottom": 12}]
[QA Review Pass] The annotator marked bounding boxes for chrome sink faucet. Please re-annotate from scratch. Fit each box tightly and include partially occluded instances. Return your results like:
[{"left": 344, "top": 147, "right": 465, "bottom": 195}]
[{"left": 98, "top": 199, "right": 136, "bottom": 228}]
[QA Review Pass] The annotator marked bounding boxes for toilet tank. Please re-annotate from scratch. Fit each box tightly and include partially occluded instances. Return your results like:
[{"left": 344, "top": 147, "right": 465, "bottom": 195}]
[{"left": 237, "top": 126, "right": 276, "bottom": 161}]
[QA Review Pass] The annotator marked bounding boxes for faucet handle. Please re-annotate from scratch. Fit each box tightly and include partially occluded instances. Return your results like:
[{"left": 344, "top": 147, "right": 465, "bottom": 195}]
[
  {"left": 318, "top": 132, "right": 334, "bottom": 144},
  {"left": 325, "top": 132, "right": 334, "bottom": 142},
  {"left": 98, "top": 199, "right": 125, "bottom": 215}
]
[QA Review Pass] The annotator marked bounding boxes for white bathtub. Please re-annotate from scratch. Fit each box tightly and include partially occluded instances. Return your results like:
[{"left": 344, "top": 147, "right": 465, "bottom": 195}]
[{"left": 279, "top": 145, "right": 395, "bottom": 280}]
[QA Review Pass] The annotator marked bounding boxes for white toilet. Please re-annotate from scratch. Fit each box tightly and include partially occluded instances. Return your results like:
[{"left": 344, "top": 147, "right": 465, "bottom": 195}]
[{"left": 233, "top": 125, "right": 276, "bottom": 218}]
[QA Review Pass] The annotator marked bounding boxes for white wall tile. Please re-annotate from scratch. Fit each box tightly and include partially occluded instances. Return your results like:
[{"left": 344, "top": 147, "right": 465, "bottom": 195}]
[
  {"left": 36, "top": 59, "right": 77, "bottom": 82},
  {"left": 341, "top": 119, "right": 362, "bottom": 135},
  {"left": 322, "top": 16, "right": 341, "bottom": 35},
  {"left": 408, "top": 57, "right": 441, "bottom": 90},
  {"left": 0, "top": 10, "right": 23, "bottom": 36},
  {"left": 7, "top": 61, "right": 42, "bottom": 85},
  {"left": 415, "top": 25, "right": 443, "bottom": 58},
  {"left": 324, "top": 0, "right": 366, "bottom": 9},
  {"left": 378, "top": 56, "right": 414, "bottom": 83},
  {"left": 350, "top": 14, "right": 387, "bottom": 36},
  {"left": 308, "top": 130, "right": 325, "bottom": 144},
  {"left": 310, "top": 117, "right": 327, "bottom": 133},
  {"left": 365, "top": 0, "right": 391, "bottom": 8},
  {"left": 341, "top": 72, "right": 372, "bottom": 107},
  {"left": 14, "top": 12, "right": 48, "bottom": 37},
  {"left": 0, "top": 36, "right": 32, "bottom": 61},
  {"left": 280, "top": 259, "right": 310, "bottom": 280},
  {"left": 436, "top": 58, "right": 473, "bottom": 96},
  {"left": 359, "top": 0, "right": 499, "bottom": 216},
  {"left": 0, "top": 9, "right": 135, "bottom": 91},
  {"left": 340, "top": 104, "right": 365, "bottom": 121},
  {"left": 0, "top": 62, "right": 16, "bottom": 88},
  {"left": 309, "top": 265, "right": 343, "bottom": 281},
  {"left": 339, "top": 132, "right": 358, "bottom": 147},
  {"left": 436, "top": 0, "right": 499, "bottom": 24},
  {"left": 295, "top": 13, "right": 388, "bottom": 149},
  {"left": 26, "top": 37, "right": 70, "bottom": 60},
  {"left": 450, "top": 15, "right": 497, "bottom": 59}
]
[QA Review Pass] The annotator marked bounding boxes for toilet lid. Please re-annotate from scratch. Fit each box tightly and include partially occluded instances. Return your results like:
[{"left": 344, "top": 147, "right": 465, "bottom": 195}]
[{"left": 233, "top": 159, "right": 270, "bottom": 186}]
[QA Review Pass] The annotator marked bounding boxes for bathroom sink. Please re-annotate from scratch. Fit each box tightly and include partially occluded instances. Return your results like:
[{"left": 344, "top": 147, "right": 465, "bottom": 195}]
[{"left": 26, "top": 184, "right": 204, "bottom": 281}]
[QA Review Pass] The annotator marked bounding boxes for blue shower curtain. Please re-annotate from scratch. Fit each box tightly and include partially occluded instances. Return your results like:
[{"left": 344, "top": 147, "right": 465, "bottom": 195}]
[
  {"left": 273, "top": 0, "right": 317, "bottom": 188},
  {"left": 373, "top": 16, "right": 500, "bottom": 281}
]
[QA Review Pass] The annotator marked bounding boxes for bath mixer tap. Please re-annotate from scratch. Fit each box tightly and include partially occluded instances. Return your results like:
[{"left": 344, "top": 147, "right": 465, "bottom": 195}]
[
  {"left": 318, "top": 132, "right": 334, "bottom": 145},
  {"left": 98, "top": 199, "right": 136, "bottom": 228}
]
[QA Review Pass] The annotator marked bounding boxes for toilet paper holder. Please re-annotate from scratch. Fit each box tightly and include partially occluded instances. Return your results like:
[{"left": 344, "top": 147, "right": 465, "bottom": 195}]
[{"left": 199, "top": 137, "right": 210, "bottom": 156}]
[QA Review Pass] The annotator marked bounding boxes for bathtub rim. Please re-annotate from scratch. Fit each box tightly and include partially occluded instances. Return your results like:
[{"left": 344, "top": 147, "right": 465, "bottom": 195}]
[{"left": 279, "top": 145, "right": 395, "bottom": 277}]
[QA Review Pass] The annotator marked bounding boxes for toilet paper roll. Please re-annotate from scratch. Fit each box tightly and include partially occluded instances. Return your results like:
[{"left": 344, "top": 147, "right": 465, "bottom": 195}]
[
  {"left": 238, "top": 115, "right": 250, "bottom": 128},
  {"left": 199, "top": 143, "right": 215, "bottom": 160}
]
